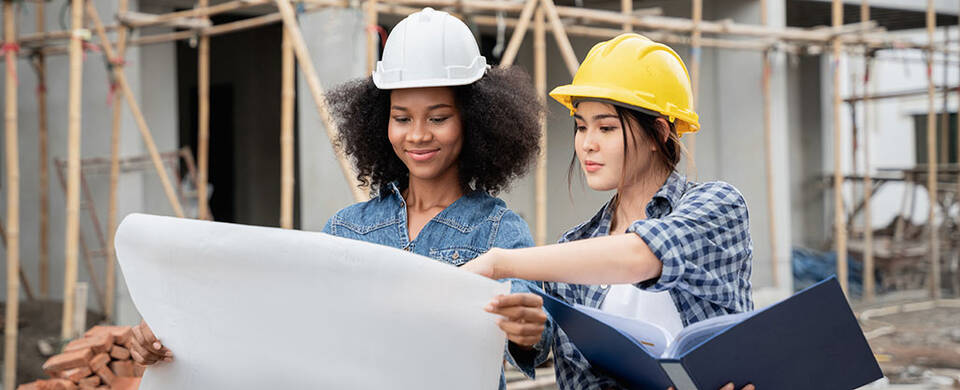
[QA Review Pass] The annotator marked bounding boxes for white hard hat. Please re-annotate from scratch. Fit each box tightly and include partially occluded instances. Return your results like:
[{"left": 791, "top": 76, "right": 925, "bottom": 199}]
[{"left": 372, "top": 7, "right": 488, "bottom": 90}]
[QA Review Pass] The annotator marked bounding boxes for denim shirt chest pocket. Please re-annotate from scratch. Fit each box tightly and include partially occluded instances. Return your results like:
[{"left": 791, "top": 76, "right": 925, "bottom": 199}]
[{"left": 428, "top": 246, "right": 484, "bottom": 266}]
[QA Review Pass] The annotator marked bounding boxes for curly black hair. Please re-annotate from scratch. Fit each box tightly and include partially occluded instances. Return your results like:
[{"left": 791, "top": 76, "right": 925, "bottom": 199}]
[{"left": 325, "top": 66, "right": 544, "bottom": 196}]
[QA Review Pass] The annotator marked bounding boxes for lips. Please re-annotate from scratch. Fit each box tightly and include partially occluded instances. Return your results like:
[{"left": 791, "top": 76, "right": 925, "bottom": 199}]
[
  {"left": 406, "top": 149, "right": 440, "bottom": 162},
  {"left": 584, "top": 160, "right": 603, "bottom": 173}
]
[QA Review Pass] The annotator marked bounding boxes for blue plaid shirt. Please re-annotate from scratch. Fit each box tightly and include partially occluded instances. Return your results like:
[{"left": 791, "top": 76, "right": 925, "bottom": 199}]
[{"left": 545, "top": 172, "right": 754, "bottom": 389}]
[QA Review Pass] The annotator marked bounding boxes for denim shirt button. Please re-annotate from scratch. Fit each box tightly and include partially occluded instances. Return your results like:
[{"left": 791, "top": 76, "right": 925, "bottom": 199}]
[
  {"left": 451, "top": 251, "right": 460, "bottom": 260},
  {"left": 404, "top": 246, "right": 411, "bottom": 251}
]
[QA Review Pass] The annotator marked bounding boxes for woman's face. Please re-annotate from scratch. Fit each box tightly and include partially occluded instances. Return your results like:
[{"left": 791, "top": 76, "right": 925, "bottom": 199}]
[
  {"left": 573, "top": 101, "right": 657, "bottom": 191},
  {"left": 388, "top": 87, "right": 464, "bottom": 182}
]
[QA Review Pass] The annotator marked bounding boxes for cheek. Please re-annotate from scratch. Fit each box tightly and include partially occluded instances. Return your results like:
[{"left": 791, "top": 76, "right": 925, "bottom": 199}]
[
  {"left": 438, "top": 121, "right": 464, "bottom": 155},
  {"left": 387, "top": 122, "right": 404, "bottom": 151}
]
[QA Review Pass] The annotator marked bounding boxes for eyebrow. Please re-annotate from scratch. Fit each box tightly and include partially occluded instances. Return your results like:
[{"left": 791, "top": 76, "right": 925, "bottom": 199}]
[
  {"left": 573, "top": 113, "right": 619, "bottom": 121},
  {"left": 390, "top": 104, "right": 454, "bottom": 111}
]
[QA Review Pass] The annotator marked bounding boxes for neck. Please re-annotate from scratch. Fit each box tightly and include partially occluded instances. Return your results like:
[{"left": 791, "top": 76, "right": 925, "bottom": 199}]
[
  {"left": 403, "top": 166, "right": 464, "bottom": 211},
  {"left": 613, "top": 168, "right": 671, "bottom": 229}
]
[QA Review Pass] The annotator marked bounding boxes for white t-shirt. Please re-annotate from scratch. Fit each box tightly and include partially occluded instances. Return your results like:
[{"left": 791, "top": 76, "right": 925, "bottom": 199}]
[{"left": 599, "top": 284, "right": 684, "bottom": 337}]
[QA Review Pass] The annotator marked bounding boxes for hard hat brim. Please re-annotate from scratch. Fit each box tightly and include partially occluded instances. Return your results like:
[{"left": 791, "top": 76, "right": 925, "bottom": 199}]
[
  {"left": 549, "top": 83, "right": 700, "bottom": 134},
  {"left": 372, "top": 71, "right": 485, "bottom": 90}
]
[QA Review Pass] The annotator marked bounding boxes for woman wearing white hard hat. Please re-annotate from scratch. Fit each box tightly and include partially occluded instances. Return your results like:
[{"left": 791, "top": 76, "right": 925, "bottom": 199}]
[
  {"left": 128, "top": 7, "right": 552, "bottom": 389},
  {"left": 463, "top": 34, "right": 755, "bottom": 390}
]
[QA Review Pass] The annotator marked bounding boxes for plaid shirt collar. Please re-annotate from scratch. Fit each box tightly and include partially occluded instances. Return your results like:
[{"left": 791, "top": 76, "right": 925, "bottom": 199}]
[{"left": 562, "top": 172, "right": 687, "bottom": 242}]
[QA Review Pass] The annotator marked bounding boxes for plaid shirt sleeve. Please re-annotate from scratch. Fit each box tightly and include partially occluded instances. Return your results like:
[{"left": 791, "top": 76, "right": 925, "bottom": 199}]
[{"left": 628, "top": 181, "right": 754, "bottom": 316}]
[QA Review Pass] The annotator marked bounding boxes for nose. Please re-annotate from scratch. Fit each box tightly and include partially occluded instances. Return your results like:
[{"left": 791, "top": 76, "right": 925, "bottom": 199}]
[
  {"left": 580, "top": 129, "right": 599, "bottom": 153},
  {"left": 406, "top": 119, "right": 434, "bottom": 144}
]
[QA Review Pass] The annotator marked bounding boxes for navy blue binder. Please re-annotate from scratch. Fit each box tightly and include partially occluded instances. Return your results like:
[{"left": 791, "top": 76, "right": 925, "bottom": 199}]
[{"left": 535, "top": 277, "right": 883, "bottom": 390}]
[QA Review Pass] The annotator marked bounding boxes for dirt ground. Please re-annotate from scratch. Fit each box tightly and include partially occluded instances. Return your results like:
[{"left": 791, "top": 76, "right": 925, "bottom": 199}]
[
  {"left": 0, "top": 300, "right": 105, "bottom": 386},
  {"left": 858, "top": 302, "right": 960, "bottom": 388}
]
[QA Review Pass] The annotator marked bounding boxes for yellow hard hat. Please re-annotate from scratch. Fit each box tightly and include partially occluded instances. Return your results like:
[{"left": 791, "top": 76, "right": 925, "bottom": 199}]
[{"left": 549, "top": 33, "right": 700, "bottom": 135}]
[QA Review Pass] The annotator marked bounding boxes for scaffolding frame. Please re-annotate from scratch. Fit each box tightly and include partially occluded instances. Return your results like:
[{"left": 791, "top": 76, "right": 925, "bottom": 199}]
[{"left": 1, "top": 0, "right": 957, "bottom": 388}]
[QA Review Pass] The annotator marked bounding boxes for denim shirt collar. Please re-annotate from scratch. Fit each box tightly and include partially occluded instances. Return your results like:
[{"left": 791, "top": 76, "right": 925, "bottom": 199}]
[{"left": 562, "top": 172, "right": 687, "bottom": 241}]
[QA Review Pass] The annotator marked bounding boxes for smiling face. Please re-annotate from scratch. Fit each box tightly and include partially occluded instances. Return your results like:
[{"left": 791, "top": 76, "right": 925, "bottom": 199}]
[
  {"left": 573, "top": 101, "right": 660, "bottom": 191},
  {"left": 388, "top": 87, "right": 464, "bottom": 183}
]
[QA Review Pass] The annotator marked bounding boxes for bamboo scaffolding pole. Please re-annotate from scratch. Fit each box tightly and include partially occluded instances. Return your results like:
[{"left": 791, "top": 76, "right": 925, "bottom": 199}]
[
  {"left": 534, "top": 5, "right": 546, "bottom": 246},
  {"left": 760, "top": 0, "right": 780, "bottom": 289},
  {"left": 366, "top": 0, "right": 378, "bottom": 74},
  {"left": 61, "top": 0, "right": 84, "bottom": 341},
  {"left": 3, "top": 0, "right": 21, "bottom": 387},
  {"left": 198, "top": 0, "right": 211, "bottom": 221},
  {"left": 686, "top": 0, "right": 700, "bottom": 177},
  {"left": 925, "top": 0, "right": 941, "bottom": 300},
  {"left": 471, "top": 14, "right": 780, "bottom": 52},
  {"left": 498, "top": 0, "right": 537, "bottom": 67},
  {"left": 53, "top": 163, "right": 106, "bottom": 312},
  {"left": 84, "top": 1, "right": 186, "bottom": 219},
  {"left": 105, "top": 0, "right": 129, "bottom": 322},
  {"left": 861, "top": 0, "right": 875, "bottom": 303},
  {"left": 274, "top": 0, "right": 366, "bottom": 202},
  {"left": 621, "top": 0, "right": 631, "bottom": 32},
  {"left": 281, "top": 28, "right": 295, "bottom": 229},
  {"left": 0, "top": 217, "right": 34, "bottom": 300},
  {"left": 832, "top": 0, "right": 848, "bottom": 296},
  {"left": 35, "top": 0, "right": 49, "bottom": 301},
  {"left": 540, "top": 0, "right": 578, "bottom": 77}
]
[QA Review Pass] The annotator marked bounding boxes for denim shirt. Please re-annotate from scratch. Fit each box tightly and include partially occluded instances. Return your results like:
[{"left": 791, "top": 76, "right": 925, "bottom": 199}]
[{"left": 322, "top": 182, "right": 553, "bottom": 388}]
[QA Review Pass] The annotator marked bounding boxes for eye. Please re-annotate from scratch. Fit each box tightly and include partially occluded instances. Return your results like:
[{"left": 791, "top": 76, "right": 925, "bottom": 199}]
[
  {"left": 392, "top": 116, "right": 411, "bottom": 123},
  {"left": 429, "top": 116, "right": 450, "bottom": 124},
  {"left": 600, "top": 126, "right": 618, "bottom": 132},
  {"left": 575, "top": 125, "right": 587, "bottom": 132}
]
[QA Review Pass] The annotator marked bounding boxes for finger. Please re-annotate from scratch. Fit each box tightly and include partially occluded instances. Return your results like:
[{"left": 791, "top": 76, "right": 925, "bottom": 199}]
[
  {"left": 130, "top": 348, "right": 157, "bottom": 365},
  {"left": 509, "top": 335, "right": 542, "bottom": 347},
  {"left": 742, "top": 385, "right": 755, "bottom": 390},
  {"left": 132, "top": 324, "right": 159, "bottom": 354},
  {"left": 489, "top": 306, "right": 548, "bottom": 323},
  {"left": 138, "top": 323, "right": 164, "bottom": 353},
  {"left": 129, "top": 340, "right": 160, "bottom": 364},
  {"left": 720, "top": 383, "right": 735, "bottom": 390},
  {"left": 492, "top": 293, "right": 542, "bottom": 309},
  {"left": 498, "top": 319, "right": 546, "bottom": 337}
]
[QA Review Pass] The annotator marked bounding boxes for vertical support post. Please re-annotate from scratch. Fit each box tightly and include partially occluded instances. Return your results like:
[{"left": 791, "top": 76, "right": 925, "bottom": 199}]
[
  {"left": 366, "top": 0, "right": 378, "bottom": 75},
  {"left": 534, "top": 6, "right": 547, "bottom": 246},
  {"left": 36, "top": 0, "right": 50, "bottom": 301},
  {"left": 861, "top": 0, "right": 875, "bottom": 302},
  {"left": 686, "top": 0, "right": 701, "bottom": 177},
  {"left": 541, "top": 0, "right": 579, "bottom": 78},
  {"left": 760, "top": 0, "right": 779, "bottom": 288},
  {"left": 106, "top": 0, "right": 130, "bottom": 322},
  {"left": 274, "top": 0, "right": 366, "bottom": 202},
  {"left": 62, "top": 0, "right": 85, "bottom": 341},
  {"left": 926, "top": 0, "right": 941, "bottom": 299},
  {"left": 281, "top": 28, "right": 295, "bottom": 229},
  {"left": 832, "top": 0, "right": 848, "bottom": 296},
  {"left": 621, "top": 0, "right": 631, "bottom": 32},
  {"left": 3, "top": 1, "right": 21, "bottom": 388},
  {"left": 198, "top": 0, "right": 211, "bottom": 221}
]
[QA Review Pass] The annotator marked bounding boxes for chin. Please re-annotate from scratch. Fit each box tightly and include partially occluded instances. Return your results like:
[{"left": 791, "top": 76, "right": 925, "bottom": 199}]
[{"left": 584, "top": 177, "right": 618, "bottom": 192}]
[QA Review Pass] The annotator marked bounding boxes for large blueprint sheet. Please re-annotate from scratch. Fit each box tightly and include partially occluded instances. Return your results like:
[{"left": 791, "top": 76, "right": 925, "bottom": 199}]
[{"left": 115, "top": 213, "right": 509, "bottom": 389}]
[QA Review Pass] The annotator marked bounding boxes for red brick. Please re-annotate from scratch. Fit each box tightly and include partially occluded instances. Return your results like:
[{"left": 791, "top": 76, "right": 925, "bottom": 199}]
[
  {"left": 57, "top": 366, "right": 92, "bottom": 382},
  {"left": 88, "top": 353, "right": 110, "bottom": 371},
  {"left": 29, "top": 379, "right": 77, "bottom": 390},
  {"left": 109, "top": 345, "right": 131, "bottom": 361},
  {"left": 110, "top": 377, "right": 141, "bottom": 390},
  {"left": 15, "top": 382, "right": 40, "bottom": 390},
  {"left": 42, "top": 348, "right": 94, "bottom": 375},
  {"left": 93, "top": 366, "right": 116, "bottom": 385},
  {"left": 85, "top": 326, "right": 133, "bottom": 346},
  {"left": 109, "top": 360, "right": 135, "bottom": 377},
  {"left": 65, "top": 334, "right": 114, "bottom": 355},
  {"left": 132, "top": 363, "right": 146, "bottom": 377},
  {"left": 77, "top": 375, "right": 100, "bottom": 387}
]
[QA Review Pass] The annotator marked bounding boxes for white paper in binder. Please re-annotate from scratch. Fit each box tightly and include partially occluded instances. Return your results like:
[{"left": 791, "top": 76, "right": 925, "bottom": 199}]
[{"left": 115, "top": 213, "right": 509, "bottom": 390}]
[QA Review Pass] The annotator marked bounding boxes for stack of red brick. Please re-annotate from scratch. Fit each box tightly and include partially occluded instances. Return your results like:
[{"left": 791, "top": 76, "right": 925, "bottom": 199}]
[{"left": 19, "top": 326, "right": 146, "bottom": 390}]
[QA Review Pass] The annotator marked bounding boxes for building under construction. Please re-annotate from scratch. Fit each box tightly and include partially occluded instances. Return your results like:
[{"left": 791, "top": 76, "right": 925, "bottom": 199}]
[{"left": 1, "top": 0, "right": 960, "bottom": 388}]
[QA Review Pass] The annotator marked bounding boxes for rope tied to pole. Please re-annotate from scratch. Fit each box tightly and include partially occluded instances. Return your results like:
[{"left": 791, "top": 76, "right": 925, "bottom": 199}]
[{"left": 2, "top": 42, "right": 20, "bottom": 85}]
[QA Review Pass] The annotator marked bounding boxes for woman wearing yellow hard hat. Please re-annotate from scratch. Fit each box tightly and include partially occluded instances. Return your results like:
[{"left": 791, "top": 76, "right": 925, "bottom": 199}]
[{"left": 463, "top": 33, "right": 754, "bottom": 389}]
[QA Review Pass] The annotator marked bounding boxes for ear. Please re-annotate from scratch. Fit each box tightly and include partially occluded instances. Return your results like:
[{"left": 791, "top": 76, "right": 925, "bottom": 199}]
[{"left": 655, "top": 118, "right": 671, "bottom": 145}]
